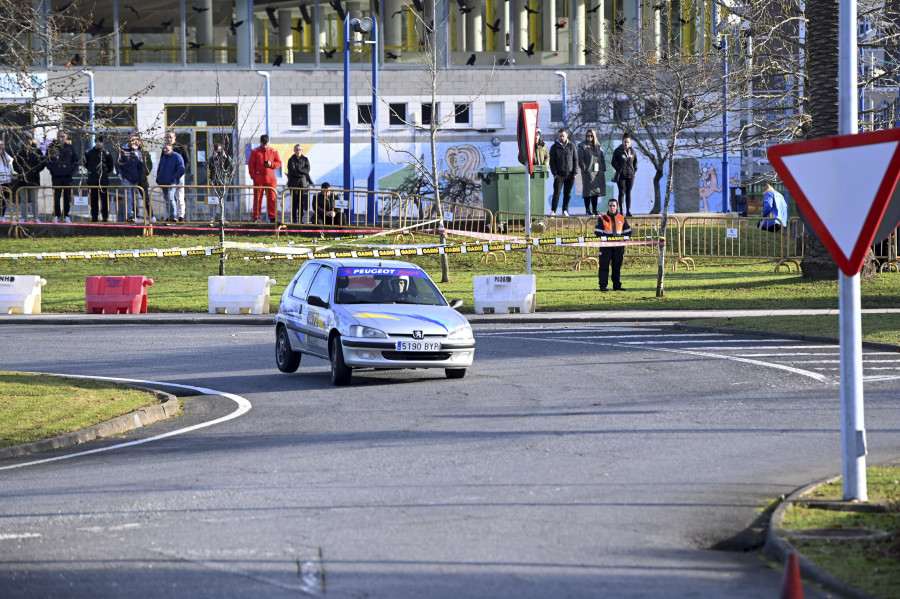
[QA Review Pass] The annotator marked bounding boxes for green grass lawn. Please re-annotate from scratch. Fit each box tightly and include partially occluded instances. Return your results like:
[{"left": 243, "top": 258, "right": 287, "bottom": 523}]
[
  {"left": 780, "top": 464, "right": 900, "bottom": 599},
  {"left": 0, "top": 371, "right": 165, "bottom": 448},
  {"left": 2, "top": 234, "right": 899, "bottom": 343}
]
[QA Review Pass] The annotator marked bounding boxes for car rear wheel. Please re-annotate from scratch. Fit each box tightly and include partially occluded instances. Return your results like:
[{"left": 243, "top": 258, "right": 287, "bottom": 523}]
[
  {"left": 275, "top": 326, "right": 301, "bottom": 373},
  {"left": 445, "top": 368, "right": 466, "bottom": 379},
  {"left": 330, "top": 335, "right": 352, "bottom": 385}
]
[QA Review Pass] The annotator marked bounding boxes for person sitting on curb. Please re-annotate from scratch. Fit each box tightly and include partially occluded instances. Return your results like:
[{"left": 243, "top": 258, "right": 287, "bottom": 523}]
[{"left": 594, "top": 198, "right": 632, "bottom": 292}]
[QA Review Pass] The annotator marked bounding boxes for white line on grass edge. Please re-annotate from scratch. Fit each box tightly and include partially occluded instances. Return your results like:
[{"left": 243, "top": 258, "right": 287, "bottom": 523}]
[{"left": 0, "top": 374, "right": 252, "bottom": 471}]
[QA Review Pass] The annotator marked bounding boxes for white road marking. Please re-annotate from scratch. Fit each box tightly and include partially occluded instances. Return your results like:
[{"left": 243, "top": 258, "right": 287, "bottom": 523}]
[
  {"left": 0, "top": 533, "right": 41, "bottom": 540},
  {"left": 0, "top": 375, "right": 252, "bottom": 472},
  {"left": 620, "top": 339, "right": 786, "bottom": 345}
]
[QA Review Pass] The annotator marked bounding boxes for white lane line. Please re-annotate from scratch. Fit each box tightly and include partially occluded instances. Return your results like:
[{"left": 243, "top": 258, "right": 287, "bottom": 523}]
[
  {"left": 620, "top": 339, "right": 787, "bottom": 345},
  {"left": 0, "top": 533, "right": 42, "bottom": 540},
  {"left": 477, "top": 328, "right": 662, "bottom": 336},
  {"left": 505, "top": 335, "right": 837, "bottom": 385},
  {"left": 568, "top": 333, "right": 728, "bottom": 339},
  {"left": 0, "top": 375, "right": 252, "bottom": 472},
  {"left": 820, "top": 366, "right": 900, "bottom": 371},
  {"left": 865, "top": 375, "right": 900, "bottom": 381},
  {"left": 689, "top": 345, "right": 841, "bottom": 351}
]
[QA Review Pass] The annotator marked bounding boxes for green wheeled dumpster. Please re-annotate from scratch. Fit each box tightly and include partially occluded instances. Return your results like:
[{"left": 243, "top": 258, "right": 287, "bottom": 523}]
[{"left": 478, "top": 165, "right": 549, "bottom": 223}]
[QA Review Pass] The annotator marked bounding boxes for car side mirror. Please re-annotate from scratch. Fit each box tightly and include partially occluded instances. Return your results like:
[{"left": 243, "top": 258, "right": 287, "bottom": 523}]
[
  {"left": 307, "top": 295, "right": 329, "bottom": 309},
  {"left": 449, "top": 298, "right": 464, "bottom": 310}
]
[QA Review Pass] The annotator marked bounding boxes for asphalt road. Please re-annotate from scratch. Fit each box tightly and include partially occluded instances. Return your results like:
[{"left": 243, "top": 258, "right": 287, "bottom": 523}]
[{"left": 2, "top": 322, "right": 899, "bottom": 598}]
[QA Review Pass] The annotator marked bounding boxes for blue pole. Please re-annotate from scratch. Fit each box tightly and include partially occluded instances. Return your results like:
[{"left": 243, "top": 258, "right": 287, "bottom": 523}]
[
  {"left": 343, "top": 16, "right": 352, "bottom": 209},
  {"left": 722, "top": 33, "right": 729, "bottom": 212},
  {"left": 82, "top": 70, "right": 95, "bottom": 147},
  {"left": 368, "top": 13, "right": 378, "bottom": 224}
]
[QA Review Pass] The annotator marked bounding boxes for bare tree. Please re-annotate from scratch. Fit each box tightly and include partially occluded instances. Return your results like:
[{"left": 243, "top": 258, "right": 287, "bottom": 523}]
[
  {"left": 363, "top": 2, "right": 495, "bottom": 282},
  {"left": 574, "top": 26, "right": 752, "bottom": 297}
]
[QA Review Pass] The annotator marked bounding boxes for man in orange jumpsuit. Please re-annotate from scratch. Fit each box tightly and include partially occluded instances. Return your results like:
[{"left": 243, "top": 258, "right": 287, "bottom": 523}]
[{"left": 248, "top": 134, "right": 282, "bottom": 222}]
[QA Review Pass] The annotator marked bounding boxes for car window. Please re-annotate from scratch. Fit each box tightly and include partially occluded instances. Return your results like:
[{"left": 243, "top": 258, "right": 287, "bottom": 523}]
[
  {"left": 335, "top": 266, "right": 445, "bottom": 305},
  {"left": 308, "top": 266, "right": 334, "bottom": 304},
  {"left": 290, "top": 264, "right": 319, "bottom": 301}
]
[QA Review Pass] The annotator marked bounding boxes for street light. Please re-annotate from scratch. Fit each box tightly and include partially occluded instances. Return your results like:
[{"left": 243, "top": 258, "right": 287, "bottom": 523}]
[
  {"left": 79, "top": 70, "right": 94, "bottom": 146},
  {"left": 714, "top": 8, "right": 731, "bottom": 213},
  {"left": 343, "top": 15, "right": 378, "bottom": 223},
  {"left": 256, "top": 71, "right": 270, "bottom": 138},
  {"left": 554, "top": 71, "right": 567, "bottom": 130}
]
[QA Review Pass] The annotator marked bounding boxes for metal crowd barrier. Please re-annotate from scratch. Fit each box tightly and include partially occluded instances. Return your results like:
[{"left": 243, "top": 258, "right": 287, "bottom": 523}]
[
  {"left": 676, "top": 214, "right": 800, "bottom": 272},
  {"left": 278, "top": 187, "right": 403, "bottom": 229},
  {"left": 9, "top": 185, "right": 146, "bottom": 224},
  {"left": 873, "top": 227, "right": 899, "bottom": 272},
  {"left": 491, "top": 211, "right": 591, "bottom": 267}
]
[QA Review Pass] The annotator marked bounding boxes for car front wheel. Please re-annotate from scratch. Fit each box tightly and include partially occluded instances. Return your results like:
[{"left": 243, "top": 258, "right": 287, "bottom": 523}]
[
  {"left": 330, "top": 335, "right": 352, "bottom": 385},
  {"left": 275, "top": 326, "right": 301, "bottom": 373}
]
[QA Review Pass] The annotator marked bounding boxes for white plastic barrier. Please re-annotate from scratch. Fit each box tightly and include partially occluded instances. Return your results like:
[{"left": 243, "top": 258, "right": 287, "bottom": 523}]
[
  {"left": 473, "top": 274, "right": 536, "bottom": 314},
  {"left": 0, "top": 275, "right": 47, "bottom": 314},
  {"left": 208, "top": 276, "right": 277, "bottom": 314}
]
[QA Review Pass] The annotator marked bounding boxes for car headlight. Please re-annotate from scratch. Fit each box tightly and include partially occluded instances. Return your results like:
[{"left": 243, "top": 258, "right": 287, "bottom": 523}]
[
  {"left": 448, "top": 325, "right": 473, "bottom": 340},
  {"left": 349, "top": 324, "right": 387, "bottom": 339}
]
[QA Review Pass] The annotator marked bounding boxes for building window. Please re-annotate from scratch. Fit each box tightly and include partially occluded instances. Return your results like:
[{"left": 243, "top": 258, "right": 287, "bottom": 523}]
[
  {"left": 549, "top": 101, "right": 563, "bottom": 123},
  {"left": 422, "top": 103, "right": 434, "bottom": 125},
  {"left": 165, "top": 104, "right": 237, "bottom": 128},
  {"left": 613, "top": 100, "right": 630, "bottom": 122},
  {"left": 454, "top": 103, "right": 470, "bottom": 125},
  {"left": 324, "top": 103, "right": 342, "bottom": 127},
  {"left": 486, "top": 102, "right": 504, "bottom": 127},
  {"left": 291, "top": 104, "right": 309, "bottom": 127},
  {"left": 389, "top": 103, "right": 406, "bottom": 126},
  {"left": 357, "top": 103, "right": 373, "bottom": 125},
  {"left": 62, "top": 103, "right": 139, "bottom": 165}
]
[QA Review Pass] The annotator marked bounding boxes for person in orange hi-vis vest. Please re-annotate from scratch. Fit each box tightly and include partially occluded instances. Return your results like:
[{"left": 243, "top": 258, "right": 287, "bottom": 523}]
[
  {"left": 593, "top": 198, "right": 632, "bottom": 292},
  {"left": 248, "top": 134, "right": 283, "bottom": 222}
]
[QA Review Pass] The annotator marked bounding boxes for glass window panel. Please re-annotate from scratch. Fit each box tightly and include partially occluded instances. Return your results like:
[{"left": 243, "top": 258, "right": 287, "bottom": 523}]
[
  {"left": 357, "top": 104, "right": 373, "bottom": 125},
  {"left": 422, "top": 103, "right": 433, "bottom": 125},
  {"left": 324, "top": 103, "right": 342, "bottom": 126},
  {"left": 291, "top": 104, "right": 309, "bottom": 127},
  {"left": 165, "top": 104, "right": 237, "bottom": 127},
  {"left": 389, "top": 103, "right": 406, "bottom": 126},
  {"left": 486, "top": 102, "right": 503, "bottom": 127},
  {"left": 454, "top": 103, "right": 470, "bottom": 125}
]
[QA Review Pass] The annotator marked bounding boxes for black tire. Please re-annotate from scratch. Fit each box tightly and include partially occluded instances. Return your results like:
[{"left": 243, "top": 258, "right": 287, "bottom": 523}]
[
  {"left": 330, "top": 335, "right": 352, "bottom": 385},
  {"left": 445, "top": 368, "right": 466, "bottom": 379},
  {"left": 275, "top": 326, "right": 301, "bottom": 373}
]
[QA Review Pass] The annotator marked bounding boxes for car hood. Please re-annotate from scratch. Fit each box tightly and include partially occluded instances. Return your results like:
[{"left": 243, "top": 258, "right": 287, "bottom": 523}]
[{"left": 342, "top": 304, "right": 470, "bottom": 336}]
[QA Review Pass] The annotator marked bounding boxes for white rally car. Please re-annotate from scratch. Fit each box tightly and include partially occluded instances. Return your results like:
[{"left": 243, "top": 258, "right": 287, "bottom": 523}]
[{"left": 274, "top": 259, "right": 475, "bottom": 385}]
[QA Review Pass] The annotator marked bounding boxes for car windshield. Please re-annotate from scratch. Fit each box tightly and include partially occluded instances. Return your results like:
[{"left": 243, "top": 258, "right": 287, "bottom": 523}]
[{"left": 334, "top": 267, "right": 445, "bottom": 306}]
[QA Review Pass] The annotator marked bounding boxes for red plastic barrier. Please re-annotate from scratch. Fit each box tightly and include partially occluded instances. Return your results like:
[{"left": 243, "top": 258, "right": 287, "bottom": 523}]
[{"left": 85, "top": 276, "right": 154, "bottom": 314}]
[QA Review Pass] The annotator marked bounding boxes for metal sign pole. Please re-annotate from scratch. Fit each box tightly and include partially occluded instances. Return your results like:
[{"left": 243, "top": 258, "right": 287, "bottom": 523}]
[
  {"left": 525, "top": 171, "right": 532, "bottom": 275},
  {"left": 839, "top": 0, "right": 867, "bottom": 501}
]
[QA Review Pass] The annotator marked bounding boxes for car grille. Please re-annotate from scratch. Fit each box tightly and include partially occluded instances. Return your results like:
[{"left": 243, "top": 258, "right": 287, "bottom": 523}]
[{"left": 381, "top": 351, "right": 453, "bottom": 361}]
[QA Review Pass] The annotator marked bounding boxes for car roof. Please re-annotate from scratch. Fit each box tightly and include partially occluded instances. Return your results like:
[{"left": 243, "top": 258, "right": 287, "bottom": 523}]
[{"left": 311, "top": 258, "right": 423, "bottom": 270}]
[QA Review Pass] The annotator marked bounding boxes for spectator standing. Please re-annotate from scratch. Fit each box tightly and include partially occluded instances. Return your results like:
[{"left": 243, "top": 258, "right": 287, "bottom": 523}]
[
  {"left": 13, "top": 134, "right": 44, "bottom": 222},
  {"left": 0, "top": 140, "right": 13, "bottom": 222},
  {"left": 578, "top": 128, "right": 607, "bottom": 216},
  {"left": 286, "top": 144, "right": 312, "bottom": 223},
  {"left": 248, "top": 134, "right": 282, "bottom": 223},
  {"left": 156, "top": 143, "right": 186, "bottom": 222},
  {"left": 207, "top": 144, "right": 234, "bottom": 222},
  {"left": 164, "top": 130, "right": 189, "bottom": 221},
  {"left": 518, "top": 128, "right": 550, "bottom": 168},
  {"left": 46, "top": 131, "right": 78, "bottom": 223},
  {"left": 133, "top": 136, "right": 154, "bottom": 222},
  {"left": 314, "top": 182, "right": 342, "bottom": 225},
  {"left": 759, "top": 184, "right": 789, "bottom": 233},
  {"left": 549, "top": 127, "right": 577, "bottom": 216},
  {"left": 83, "top": 136, "right": 115, "bottom": 222},
  {"left": 116, "top": 136, "right": 143, "bottom": 222},
  {"left": 594, "top": 198, "right": 632, "bottom": 292},
  {"left": 611, "top": 132, "right": 638, "bottom": 217}
]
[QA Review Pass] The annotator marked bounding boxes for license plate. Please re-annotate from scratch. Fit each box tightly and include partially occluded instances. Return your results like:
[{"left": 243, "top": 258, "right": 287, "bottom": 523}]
[{"left": 396, "top": 340, "right": 441, "bottom": 351}]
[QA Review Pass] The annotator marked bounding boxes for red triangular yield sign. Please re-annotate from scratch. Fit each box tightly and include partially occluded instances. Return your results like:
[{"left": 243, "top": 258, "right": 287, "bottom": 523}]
[
  {"left": 768, "top": 128, "right": 900, "bottom": 275},
  {"left": 517, "top": 103, "right": 539, "bottom": 174}
]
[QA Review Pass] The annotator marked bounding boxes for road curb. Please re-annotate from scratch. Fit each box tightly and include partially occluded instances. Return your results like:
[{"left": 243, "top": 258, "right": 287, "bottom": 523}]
[
  {"left": 673, "top": 322, "right": 900, "bottom": 352},
  {"left": 764, "top": 476, "right": 882, "bottom": 599},
  {"left": 0, "top": 390, "right": 180, "bottom": 460}
]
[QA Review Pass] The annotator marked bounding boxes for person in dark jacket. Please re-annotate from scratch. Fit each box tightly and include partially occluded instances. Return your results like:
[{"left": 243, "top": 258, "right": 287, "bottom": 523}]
[
  {"left": 594, "top": 198, "right": 632, "bottom": 292},
  {"left": 314, "top": 182, "right": 342, "bottom": 225},
  {"left": 83, "top": 136, "right": 115, "bottom": 222},
  {"left": 46, "top": 131, "right": 78, "bottom": 223},
  {"left": 610, "top": 131, "right": 638, "bottom": 217},
  {"left": 156, "top": 143, "right": 186, "bottom": 222},
  {"left": 14, "top": 133, "right": 45, "bottom": 222},
  {"left": 133, "top": 136, "right": 153, "bottom": 221},
  {"left": 577, "top": 128, "right": 607, "bottom": 216},
  {"left": 286, "top": 144, "right": 312, "bottom": 223},
  {"left": 116, "top": 136, "right": 143, "bottom": 222},
  {"left": 548, "top": 127, "right": 578, "bottom": 216},
  {"left": 207, "top": 144, "right": 234, "bottom": 222},
  {"left": 164, "top": 130, "right": 190, "bottom": 221}
]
